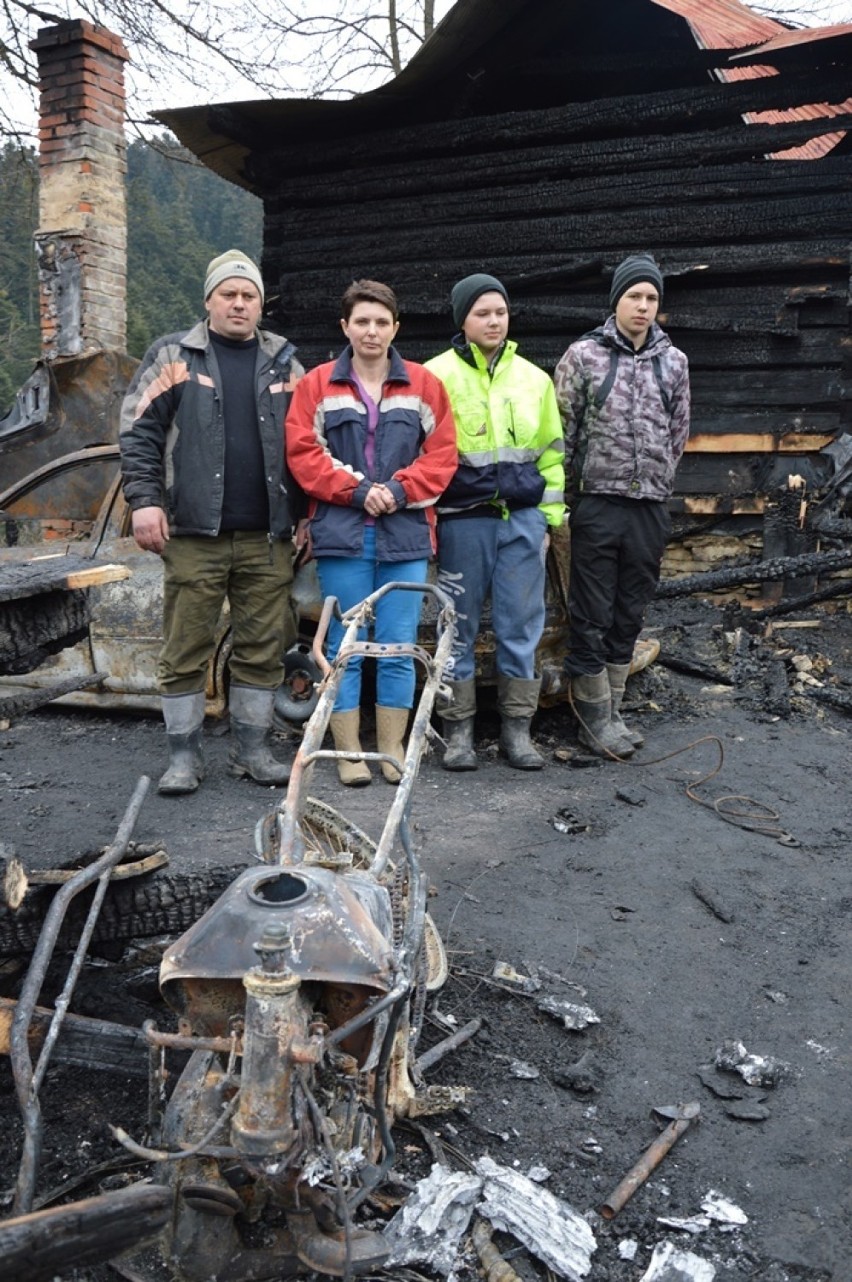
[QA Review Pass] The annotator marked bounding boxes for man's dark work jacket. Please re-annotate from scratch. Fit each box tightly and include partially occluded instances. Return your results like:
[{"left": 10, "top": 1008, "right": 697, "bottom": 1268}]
[{"left": 119, "top": 318, "right": 304, "bottom": 539}]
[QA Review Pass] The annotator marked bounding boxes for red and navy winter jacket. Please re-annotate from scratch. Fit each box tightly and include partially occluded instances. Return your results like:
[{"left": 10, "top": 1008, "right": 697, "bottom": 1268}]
[{"left": 285, "top": 346, "right": 459, "bottom": 562}]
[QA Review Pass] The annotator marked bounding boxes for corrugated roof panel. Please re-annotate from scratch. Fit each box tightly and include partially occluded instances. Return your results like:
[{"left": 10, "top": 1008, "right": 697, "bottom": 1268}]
[
  {"left": 738, "top": 22, "right": 852, "bottom": 55},
  {"left": 649, "top": 0, "right": 782, "bottom": 49},
  {"left": 650, "top": 0, "right": 850, "bottom": 157}
]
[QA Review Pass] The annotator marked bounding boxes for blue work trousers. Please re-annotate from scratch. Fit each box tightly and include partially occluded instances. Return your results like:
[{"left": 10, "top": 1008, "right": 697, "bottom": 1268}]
[
  {"left": 437, "top": 506, "right": 548, "bottom": 684},
  {"left": 317, "top": 526, "right": 428, "bottom": 712}
]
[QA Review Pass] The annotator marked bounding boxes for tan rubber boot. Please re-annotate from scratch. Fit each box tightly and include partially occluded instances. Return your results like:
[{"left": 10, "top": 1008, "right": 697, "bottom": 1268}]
[
  {"left": 329, "top": 709, "right": 372, "bottom": 787},
  {"left": 375, "top": 705, "right": 409, "bottom": 784}
]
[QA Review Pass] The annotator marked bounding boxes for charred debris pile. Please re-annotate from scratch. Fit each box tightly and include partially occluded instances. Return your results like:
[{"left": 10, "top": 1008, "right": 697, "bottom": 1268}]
[{"left": 651, "top": 442, "right": 852, "bottom": 719}]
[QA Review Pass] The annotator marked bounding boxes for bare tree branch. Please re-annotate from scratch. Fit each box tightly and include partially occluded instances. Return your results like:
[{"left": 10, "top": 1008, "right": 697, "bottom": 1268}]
[
  {"left": 2, "top": 0, "right": 841, "bottom": 144},
  {"left": 2, "top": 1, "right": 455, "bottom": 142}
]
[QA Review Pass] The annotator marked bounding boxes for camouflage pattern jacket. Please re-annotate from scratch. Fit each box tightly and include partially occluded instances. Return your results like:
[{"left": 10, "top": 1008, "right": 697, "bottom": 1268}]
[{"left": 553, "top": 316, "right": 690, "bottom": 503}]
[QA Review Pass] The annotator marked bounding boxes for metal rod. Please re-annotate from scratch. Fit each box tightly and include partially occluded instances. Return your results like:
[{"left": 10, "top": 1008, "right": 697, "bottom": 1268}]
[
  {"left": 143, "top": 1024, "right": 241, "bottom": 1055},
  {"left": 277, "top": 581, "right": 455, "bottom": 875},
  {"left": 599, "top": 1101, "right": 700, "bottom": 1219},
  {"left": 416, "top": 1018, "right": 483, "bottom": 1073},
  {"left": 10, "top": 776, "right": 150, "bottom": 1215},
  {"left": 324, "top": 982, "right": 408, "bottom": 1048}
]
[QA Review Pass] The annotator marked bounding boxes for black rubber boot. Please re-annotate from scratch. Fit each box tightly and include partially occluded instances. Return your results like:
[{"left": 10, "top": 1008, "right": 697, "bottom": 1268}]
[
  {"left": 571, "top": 670, "right": 634, "bottom": 758},
  {"left": 499, "top": 717, "right": 544, "bottom": 770},
  {"left": 497, "top": 675, "right": 544, "bottom": 769},
  {"left": 158, "top": 691, "right": 206, "bottom": 795},
  {"left": 441, "top": 717, "right": 477, "bottom": 771},
  {"left": 158, "top": 730, "right": 204, "bottom": 794},
  {"left": 228, "top": 685, "right": 291, "bottom": 785},
  {"left": 607, "top": 662, "right": 644, "bottom": 748},
  {"left": 229, "top": 721, "right": 291, "bottom": 785}
]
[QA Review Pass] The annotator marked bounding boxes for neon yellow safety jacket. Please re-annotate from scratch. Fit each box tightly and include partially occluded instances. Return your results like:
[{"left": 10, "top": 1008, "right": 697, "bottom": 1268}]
[{"left": 425, "top": 339, "right": 565, "bottom": 527}]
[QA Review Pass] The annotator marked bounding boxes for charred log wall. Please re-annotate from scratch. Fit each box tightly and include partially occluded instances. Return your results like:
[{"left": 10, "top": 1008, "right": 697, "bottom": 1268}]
[{"left": 255, "top": 73, "right": 851, "bottom": 519}]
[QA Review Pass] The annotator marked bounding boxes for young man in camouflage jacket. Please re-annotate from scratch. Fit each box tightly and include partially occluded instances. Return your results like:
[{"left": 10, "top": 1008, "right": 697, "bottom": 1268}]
[{"left": 553, "top": 253, "right": 690, "bottom": 757}]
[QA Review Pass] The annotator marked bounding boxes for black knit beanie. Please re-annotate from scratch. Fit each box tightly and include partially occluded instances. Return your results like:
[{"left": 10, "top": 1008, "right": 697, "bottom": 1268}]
[
  {"left": 451, "top": 273, "right": 510, "bottom": 329},
  {"left": 609, "top": 254, "right": 664, "bottom": 309}
]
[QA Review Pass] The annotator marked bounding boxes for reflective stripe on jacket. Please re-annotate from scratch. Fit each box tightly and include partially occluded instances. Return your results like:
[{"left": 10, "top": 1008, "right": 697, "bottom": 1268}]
[
  {"left": 284, "top": 345, "right": 459, "bottom": 562},
  {"left": 425, "top": 338, "right": 565, "bottom": 527},
  {"left": 119, "top": 319, "right": 303, "bottom": 538},
  {"left": 553, "top": 317, "right": 690, "bottom": 502}
]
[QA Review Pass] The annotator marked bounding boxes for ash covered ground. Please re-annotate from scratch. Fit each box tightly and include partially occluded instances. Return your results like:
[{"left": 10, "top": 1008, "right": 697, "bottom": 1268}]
[{"left": 0, "top": 598, "right": 850, "bottom": 1281}]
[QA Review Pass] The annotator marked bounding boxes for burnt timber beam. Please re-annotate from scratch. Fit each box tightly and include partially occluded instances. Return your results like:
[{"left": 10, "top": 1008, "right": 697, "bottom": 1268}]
[
  {"left": 684, "top": 434, "right": 836, "bottom": 453},
  {"left": 0, "top": 558, "right": 130, "bottom": 603},
  {"left": 268, "top": 192, "right": 851, "bottom": 270},
  {"left": 0, "top": 1183, "right": 171, "bottom": 1282},
  {"left": 0, "top": 673, "right": 107, "bottom": 720},
  {"left": 0, "top": 997, "right": 148, "bottom": 1077},
  {"left": 274, "top": 239, "right": 850, "bottom": 299},
  {"left": 657, "top": 549, "right": 852, "bottom": 599},
  {"left": 249, "top": 68, "right": 852, "bottom": 179},
  {"left": 271, "top": 128, "right": 852, "bottom": 212}
]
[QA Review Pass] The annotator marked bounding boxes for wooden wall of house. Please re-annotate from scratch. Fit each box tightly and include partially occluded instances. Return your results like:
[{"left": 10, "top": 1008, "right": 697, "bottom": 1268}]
[{"left": 252, "top": 68, "right": 851, "bottom": 542}]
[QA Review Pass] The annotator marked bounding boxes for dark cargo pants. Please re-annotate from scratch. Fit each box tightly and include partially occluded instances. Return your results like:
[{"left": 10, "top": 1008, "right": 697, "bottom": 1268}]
[
  {"left": 565, "top": 494, "right": 669, "bottom": 675},
  {"left": 158, "top": 531, "right": 296, "bottom": 695}
]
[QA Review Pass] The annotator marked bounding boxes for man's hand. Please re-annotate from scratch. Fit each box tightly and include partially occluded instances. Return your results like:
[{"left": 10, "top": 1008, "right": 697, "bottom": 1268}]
[
  {"left": 364, "top": 483, "right": 398, "bottom": 517},
  {"left": 132, "top": 506, "right": 169, "bottom": 555}
]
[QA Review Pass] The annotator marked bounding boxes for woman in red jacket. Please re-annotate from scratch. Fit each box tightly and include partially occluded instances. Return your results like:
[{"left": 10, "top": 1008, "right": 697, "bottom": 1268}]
[{"left": 286, "top": 279, "right": 458, "bottom": 786}]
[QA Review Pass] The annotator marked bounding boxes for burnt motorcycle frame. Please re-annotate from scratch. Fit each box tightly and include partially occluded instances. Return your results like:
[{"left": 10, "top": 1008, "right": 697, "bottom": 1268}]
[{"left": 2, "top": 581, "right": 470, "bottom": 1282}]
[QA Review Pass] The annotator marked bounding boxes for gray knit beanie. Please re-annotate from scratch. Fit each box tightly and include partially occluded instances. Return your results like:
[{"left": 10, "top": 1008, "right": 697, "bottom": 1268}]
[
  {"left": 451, "top": 273, "right": 509, "bottom": 329},
  {"left": 204, "top": 249, "right": 264, "bottom": 303},
  {"left": 609, "top": 254, "right": 664, "bottom": 309}
]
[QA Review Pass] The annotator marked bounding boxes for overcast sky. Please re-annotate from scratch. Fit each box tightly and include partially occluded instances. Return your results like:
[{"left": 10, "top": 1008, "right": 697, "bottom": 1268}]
[{"left": 8, "top": 0, "right": 851, "bottom": 142}]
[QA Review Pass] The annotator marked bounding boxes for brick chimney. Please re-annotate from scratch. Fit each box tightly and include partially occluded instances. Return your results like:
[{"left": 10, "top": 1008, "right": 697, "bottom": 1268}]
[{"left": 30, "top": 20, "right": 129, "bottom": 359}]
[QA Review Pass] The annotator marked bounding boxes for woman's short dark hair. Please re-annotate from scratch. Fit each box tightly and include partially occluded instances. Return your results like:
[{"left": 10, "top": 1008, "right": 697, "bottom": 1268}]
[{"left": 341, "top": 279, "right": 399, "bottom": 322}]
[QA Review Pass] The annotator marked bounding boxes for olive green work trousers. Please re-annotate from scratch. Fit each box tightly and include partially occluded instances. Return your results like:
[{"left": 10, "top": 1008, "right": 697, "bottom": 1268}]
[{"left": 158, "top": 531, "right": 296, "bottom": 696}]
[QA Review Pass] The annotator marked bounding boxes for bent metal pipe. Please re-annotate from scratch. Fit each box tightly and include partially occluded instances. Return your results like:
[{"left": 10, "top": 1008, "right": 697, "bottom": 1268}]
[{"left": 600, "top": 1101, "right": 701, "bottom": 1220}]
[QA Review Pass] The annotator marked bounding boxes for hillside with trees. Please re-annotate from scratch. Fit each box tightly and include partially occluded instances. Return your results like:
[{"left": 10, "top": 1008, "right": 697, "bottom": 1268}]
[{"left": 0, "top": 138, "right": 261, "bottom": 414}]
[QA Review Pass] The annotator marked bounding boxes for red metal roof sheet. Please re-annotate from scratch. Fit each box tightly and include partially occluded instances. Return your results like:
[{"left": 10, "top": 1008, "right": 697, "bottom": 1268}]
[
  {"left": 735, "top": 22, "right": 852, "bottom": 55},
  {"left": 650, "top": 0, "right": 851, "bottom": 158}
]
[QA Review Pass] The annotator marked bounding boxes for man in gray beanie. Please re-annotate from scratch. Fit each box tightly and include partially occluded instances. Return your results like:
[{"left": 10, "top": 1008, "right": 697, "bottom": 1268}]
[
  {"left": 120, "top": 249, "right": 306, "bottom": 794},
  {"left": 553, "top": 253, "right": 690, "bottom": 758},
  {"left": 426, "top": 274, "right": 565, "bottom": 772}
]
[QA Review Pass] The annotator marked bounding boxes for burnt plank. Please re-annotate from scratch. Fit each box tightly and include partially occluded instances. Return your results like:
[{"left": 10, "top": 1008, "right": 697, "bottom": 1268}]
[
  {"left": 251, "top": 69, "right": 852, "bottom": 180},
  {"left": 673, "top": 452, "right": 834, "bottom": 496},
  {"left": 0, "top": 996, "right": 148, "bottom": 1076},
  {"left": 0, "top": 1183, "right": 171, "bottom": 1282}
]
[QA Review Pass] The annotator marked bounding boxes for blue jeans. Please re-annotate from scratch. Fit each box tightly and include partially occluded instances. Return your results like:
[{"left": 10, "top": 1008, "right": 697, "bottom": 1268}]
[
  {"left": 317, "top": 527, "right": 428, "bottom": 712},
  {"left": 437, "top": 506, "right": 548, "bottom": 684}
]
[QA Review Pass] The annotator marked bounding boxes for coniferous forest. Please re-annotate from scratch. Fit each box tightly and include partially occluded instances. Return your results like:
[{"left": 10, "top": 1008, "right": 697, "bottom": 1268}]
[{"left": 0, "top": 137, "right": 261, "bottom": 414}]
